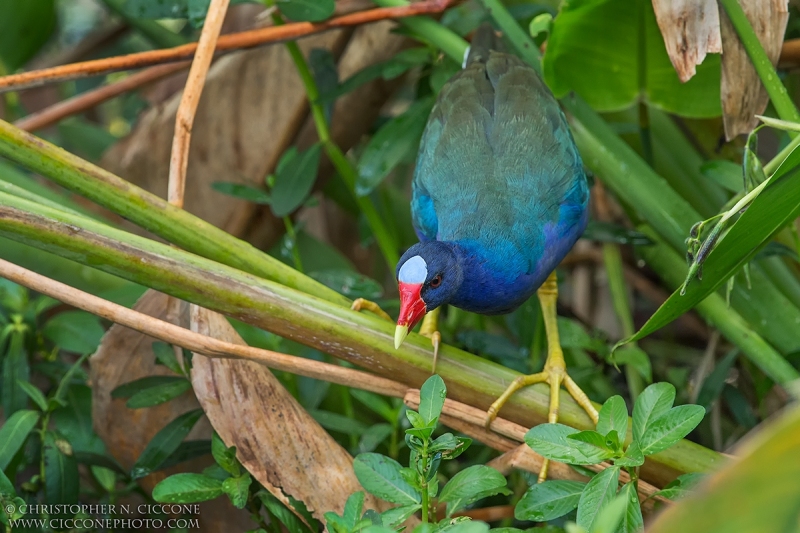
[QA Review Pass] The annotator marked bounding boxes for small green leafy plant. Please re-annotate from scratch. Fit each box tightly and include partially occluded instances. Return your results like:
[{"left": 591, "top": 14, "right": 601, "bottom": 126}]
[
  {"left": 326, "top": 375, "right": 509, "bottom": 533},
  {"left": 517, "top": 383, "right": 705, "bottom": 532}
]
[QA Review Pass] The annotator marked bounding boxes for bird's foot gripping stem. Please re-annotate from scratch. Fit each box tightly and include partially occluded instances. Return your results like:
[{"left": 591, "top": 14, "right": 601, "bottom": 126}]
[
  {"left": 484, "top": 271, "right": 599, "bottom": 482},
  {"left": 351, "top": 298, "right": 392, "bottom": 322}
]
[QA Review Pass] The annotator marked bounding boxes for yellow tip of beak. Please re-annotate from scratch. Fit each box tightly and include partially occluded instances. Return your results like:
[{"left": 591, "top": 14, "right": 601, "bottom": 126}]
[{"left": 394, "top": 325, "right": 409, "bottom": 349}]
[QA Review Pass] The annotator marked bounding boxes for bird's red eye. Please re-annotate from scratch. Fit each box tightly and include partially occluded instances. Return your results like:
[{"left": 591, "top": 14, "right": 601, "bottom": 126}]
[{"left": 430, "top": 275, "right": 442, "bottom": 288}]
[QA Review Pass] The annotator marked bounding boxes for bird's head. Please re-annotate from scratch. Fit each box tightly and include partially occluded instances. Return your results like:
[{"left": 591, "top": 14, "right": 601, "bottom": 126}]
[{"left": 394, "top": 241, "right": 463, "bottom": 349}]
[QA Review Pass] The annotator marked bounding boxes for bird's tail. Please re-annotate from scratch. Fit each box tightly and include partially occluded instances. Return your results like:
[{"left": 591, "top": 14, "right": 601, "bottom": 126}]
[{"left": 465, "top": 23, "right": 501, "bottom": 66}]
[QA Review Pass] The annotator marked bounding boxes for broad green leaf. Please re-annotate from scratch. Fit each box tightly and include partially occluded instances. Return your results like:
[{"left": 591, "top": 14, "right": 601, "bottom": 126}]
[
  {"left": 653, "top": 472, "right": 704, "bottom": 501},
  {"left": 2, "top": 331, "right": 29, "bottom": 416},
  {"left": 639, "top": 405, "right": 705, "bottom": 456},
  {"left": 515, "top": 480, "right": 584, "bottom": 522},
  {"left": 616, "top": 482, "right": 643, "bottom": 533},
  {"left": 544, "top": 0, "right": 720, "bottom": 117},
  {"left": 212, "top": 432, "right": 240, "bottom": 476},
  {"left": 43, "top": 311, "right": 104, "bottom": 354},
  {"left": 258, "top": 491, "right": 315, "bottom": 533},
  {"left": 0, "top": 279, "right": 26, "bottom": 312},
  {"left": 648, "top": 406, "right": 800, "bottom": 533},
  {"left": 353, "top": 453, "right": 421, "bottom": 505},
  {"left": 438, "top": 465, "right": 509, "bottom": 515},
  {"left": 310, "top": 409, "right": 369, "bottom": 436},
  {"left": 43, "top": 432, "right": 79, "bottom": 512},
  {"left": 576, "top": 466, "right": 620, "bottom": 531},
  {"left": 211, "top": 182, "right": 272, "bottom": 205},
  {"left": 152, "top": 341, "right": 185, "bottom": 375},
  {"left": 596, "top": 396, "right": 628, "bottom": 439},
  {"left": 380, "top": 504, "right": 421, "bottom": 528},
  {"left": 158, "top": 439, "right": 211, "bottom": 471},
  {"left": 621, "top": 164, "right": 800, "bottom": 355},
  {"left": 0, "top": 0, "right": 56, "bottom": 71},
  {"left": 343, "top": 491, "right": 365, "bottom": 529},
  {"left": 222, "top": 474, "right": 251, "bottom": 509},
  {"left": 632, "top": 382, "right": 675, "bottom": 443},
  {"left": 700, "top": 160, "right": 742, "bottom": 193},
  {"left": 125, "top": 377, "right": 192, "bottom": 409},
  {"left": 17, "top": 380, "right": 47, "bottom": 412},
  {"left": 112, "top": 375, "right": 187, "bottom": 399},
  {"left": 276, "top": 0, "right": 334, "bottom": 22},
  {"left": 270, "top": 144, "right": 322, "bottom": 217},
  {"left": 351, "top": 389, "right": 396, "bottom": 423},
  {"left": 356, "top": 96, "right": 434, "bottom": 196},
  {"left": 131, "top": 408, "right": 204, "bottom": 479},
  {"left": 525, "top": 423, "right": 615, "bottom": 465},
  {"left": 615, "top": 441, "right": 644, "bottom": 468},
  {"left": 437, "top": 520, "right": 490, "bottom": 533},
  {"left": 429, "top": 433, "right": 458, "bottom": 453},
  {"left": 309, "top": 270, "right": 384, "bottom": 300},
  {"left": 418, "top": 374, "right": 446, "bottom": 424},
  {"left": 696, "top": 349, "right": 739, "bottom": 410},
  {"left": 611, "top": 345, "right": 652, "bottom": 383},
  {"left": 0, "top": 468, "right": 15, "bottom": 497},
  {"left": 153, "top": 473, "right": 223, "bottom": 503},
  {"left": 0, "top": 409, "right": 39, "bottom": 470},
  {"left": 568, "top": 430, "right": 614, "bottom": 453}
]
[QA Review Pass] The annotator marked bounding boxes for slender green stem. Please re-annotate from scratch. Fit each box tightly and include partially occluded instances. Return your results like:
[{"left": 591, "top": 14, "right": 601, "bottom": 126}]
[
  {"left": 282, "top": 216, "right": 304, "bottom": 272},
  {"left": 98, "top": 0, "right": 189, "bottom": 48},
  {"left": 420, "top": 441, "right": 430, "bottom": 523},
  {"left": 719, "top": 0, "right": 800, "bottom": 130},
  {"left": 273, "top": 12, "right": 399, "bottom": 268},
  {"left": 602, "top": 244, "right": 643, "bottom": 399}
]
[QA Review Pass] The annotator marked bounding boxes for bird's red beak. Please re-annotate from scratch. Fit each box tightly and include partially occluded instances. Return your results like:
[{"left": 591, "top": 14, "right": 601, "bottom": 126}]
[{"left": 395, "top": 281, "right": 426, "bottom": 348}]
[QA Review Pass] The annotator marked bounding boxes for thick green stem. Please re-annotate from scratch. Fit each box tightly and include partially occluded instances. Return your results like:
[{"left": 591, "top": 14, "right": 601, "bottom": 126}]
[
  {"left": 719, "top": 0, "right": 800, "bottom": 130},
  {"left": 277, "top": 15, "right": 399, "bottom": 268},
  {"left": 0, "top": 118, "right": 348, "bottom": 307},
  {"left": 0, "top": 193, "right": 723, "bottom": 485}
]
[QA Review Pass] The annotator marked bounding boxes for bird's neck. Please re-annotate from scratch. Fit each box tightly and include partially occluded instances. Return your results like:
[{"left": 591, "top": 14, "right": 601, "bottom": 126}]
[{"left": 448, "top": 241, "right": 537, "bottom": 315}]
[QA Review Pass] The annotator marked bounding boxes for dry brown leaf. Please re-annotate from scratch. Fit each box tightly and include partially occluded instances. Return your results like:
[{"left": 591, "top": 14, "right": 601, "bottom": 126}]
[
  {"left": 720, "top": 0, "right": 789, "bottom": 139},
  {"left": 90, "top": 290, "right": 253, "bottom": 530},
  {"left": 652, "top": 0, "right": 722, "bottom": 82},
  {"left": 188, "top": 305, "right": 396, "bottom": 522}
]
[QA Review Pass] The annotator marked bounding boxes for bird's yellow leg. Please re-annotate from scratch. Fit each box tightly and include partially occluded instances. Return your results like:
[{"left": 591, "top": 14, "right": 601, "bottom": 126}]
[
  {"left": 485, "top": 271, "right": 599, "bottom": 481},
  {"left": 419, "top": 307, "right": 442, "bottom": 373},
  {"left": 351, "top": 298, "right": 392, "bottom": 322}
]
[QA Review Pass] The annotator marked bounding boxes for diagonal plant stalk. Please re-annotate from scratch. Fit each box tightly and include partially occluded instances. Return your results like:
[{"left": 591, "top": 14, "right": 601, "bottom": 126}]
[
  {"left": 0, "top": 118, "right": 347, "bottom": 307},
  {"left": 0, "top": 191, "right": 723, "bottom": 486},
  {"left": 273, "top": 10, "right": 400, "bottom": 268}
]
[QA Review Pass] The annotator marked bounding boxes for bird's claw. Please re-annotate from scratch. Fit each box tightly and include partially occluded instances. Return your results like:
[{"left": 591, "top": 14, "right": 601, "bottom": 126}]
[{"left": 351, "top": 298, "right": 392, "bottom": 322}]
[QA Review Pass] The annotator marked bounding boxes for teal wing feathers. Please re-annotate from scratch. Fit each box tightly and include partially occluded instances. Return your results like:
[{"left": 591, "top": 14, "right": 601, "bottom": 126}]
[{"left": 410, "top": 47, "right": 587, "bottom": 276}]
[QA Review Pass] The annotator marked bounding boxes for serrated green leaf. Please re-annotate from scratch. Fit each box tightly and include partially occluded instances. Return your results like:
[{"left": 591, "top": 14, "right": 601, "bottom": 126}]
[
  {"left": 153, "top": 473, "right": 223, "bottom": 503},
  {"left": 515, "top": 480, "right": 584, "bottom": 522},
  {"left": 632, "top": 382, "right": 675, "bottom": 443},
  {"left": 418, "top": 374, "right": 446, "bottom": 425},
  {"left": 353, "top": 453, "right": 421, "bottom": 505},
  {"left": 131, "top": 409, "right": 204, "bottom": 479},
  {"left": 639, "top": 405, "right": 705, "bottom": 456},
  {"left": 0, "top": 409, "right": 39, "bottom": 470},
  {"left": 525, "top": 423, "right": 615, "bottom": 465},
  {"left": 576, "top": 466, "right": 620, "bottom": 531}
]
